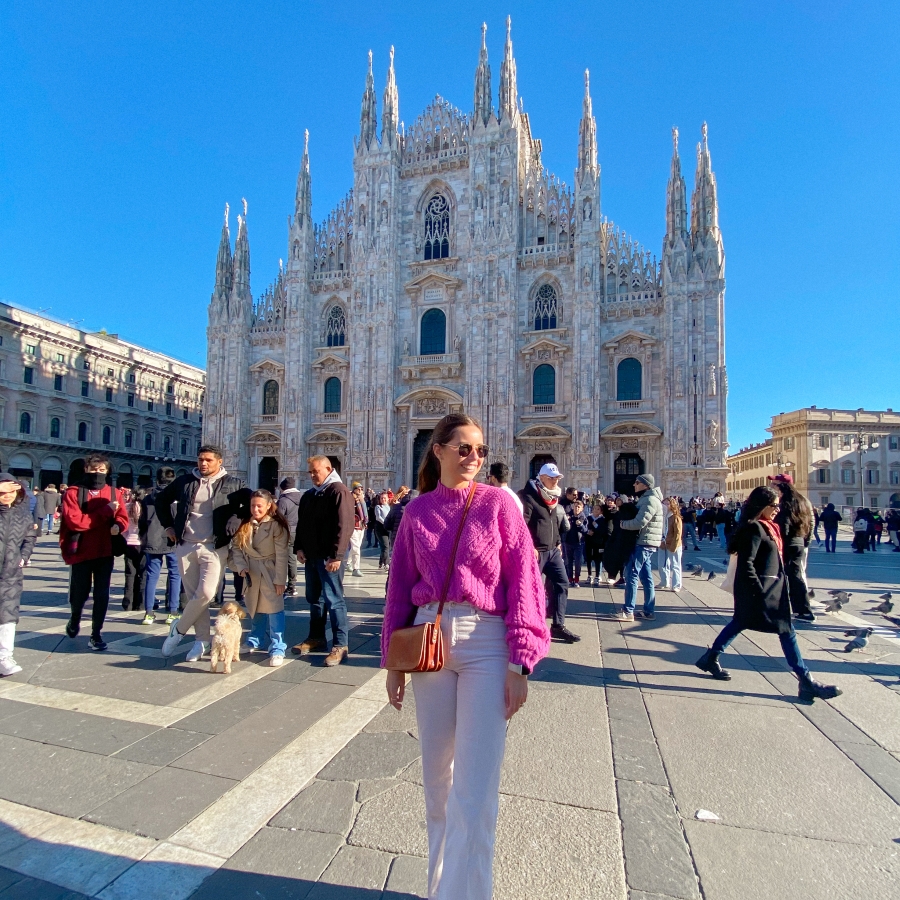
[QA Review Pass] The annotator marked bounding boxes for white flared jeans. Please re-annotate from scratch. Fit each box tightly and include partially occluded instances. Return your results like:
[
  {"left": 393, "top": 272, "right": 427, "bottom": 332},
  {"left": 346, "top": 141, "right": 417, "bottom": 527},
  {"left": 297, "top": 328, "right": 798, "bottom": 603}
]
[{"left": 411, "top": 601, "right": 509, "bottom": 900}]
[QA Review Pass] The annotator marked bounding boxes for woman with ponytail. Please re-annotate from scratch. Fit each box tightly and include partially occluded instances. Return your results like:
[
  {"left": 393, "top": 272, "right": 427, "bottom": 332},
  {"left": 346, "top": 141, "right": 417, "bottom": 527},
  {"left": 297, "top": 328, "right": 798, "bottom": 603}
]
[{"left": 382, "top": 414, "right": 549, "bottom": 900}]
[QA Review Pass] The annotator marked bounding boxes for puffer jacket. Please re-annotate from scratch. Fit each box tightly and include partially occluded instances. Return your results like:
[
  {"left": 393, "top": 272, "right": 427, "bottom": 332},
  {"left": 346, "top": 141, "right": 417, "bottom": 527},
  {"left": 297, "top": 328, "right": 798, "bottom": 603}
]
[
  {"left": 621, "top": 487, "right": 664, "bottom": 547},
  {"left": 0, "top": 500, "right": 37, "bottom": 624}
]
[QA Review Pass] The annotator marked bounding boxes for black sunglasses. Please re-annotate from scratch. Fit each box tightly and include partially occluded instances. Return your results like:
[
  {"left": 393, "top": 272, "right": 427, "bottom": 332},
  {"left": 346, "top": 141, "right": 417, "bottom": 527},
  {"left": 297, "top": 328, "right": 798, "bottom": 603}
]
[{"left": 442, "top": 443, "right": 489, "bottom": 459}]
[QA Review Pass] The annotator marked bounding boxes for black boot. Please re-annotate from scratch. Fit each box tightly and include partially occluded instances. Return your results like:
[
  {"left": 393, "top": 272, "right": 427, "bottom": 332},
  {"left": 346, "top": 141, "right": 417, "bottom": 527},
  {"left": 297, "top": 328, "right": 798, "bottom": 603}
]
[
  {"left": 798, "top": 675, "right": 842, "bottom": 702},
  {"left": 695, "top": 647, "right": 731, "bottom": 680}
]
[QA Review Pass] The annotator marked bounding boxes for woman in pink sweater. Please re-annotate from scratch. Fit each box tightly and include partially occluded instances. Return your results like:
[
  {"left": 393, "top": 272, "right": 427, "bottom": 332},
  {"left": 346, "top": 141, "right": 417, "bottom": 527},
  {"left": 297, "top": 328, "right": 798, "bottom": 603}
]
[{"left": 383, "top": 414, "right": 549, "bottom": 900}]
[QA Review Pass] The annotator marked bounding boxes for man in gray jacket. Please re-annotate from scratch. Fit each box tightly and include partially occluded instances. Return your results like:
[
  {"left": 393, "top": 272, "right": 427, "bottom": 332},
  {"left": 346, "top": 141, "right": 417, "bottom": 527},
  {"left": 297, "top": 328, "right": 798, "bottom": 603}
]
[{"left": 618, "top": 474, "right": 664, "bottom": 621}]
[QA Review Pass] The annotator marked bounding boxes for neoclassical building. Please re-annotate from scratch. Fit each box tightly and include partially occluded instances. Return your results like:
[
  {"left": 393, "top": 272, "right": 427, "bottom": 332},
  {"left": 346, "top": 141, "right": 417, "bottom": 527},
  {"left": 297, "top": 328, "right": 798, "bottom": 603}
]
[
  {"left": 0, "top": 303, "right": 204, "bottom": 488},
  {"left": 204, "top": 20, "right": 728, "bottom": 496}
]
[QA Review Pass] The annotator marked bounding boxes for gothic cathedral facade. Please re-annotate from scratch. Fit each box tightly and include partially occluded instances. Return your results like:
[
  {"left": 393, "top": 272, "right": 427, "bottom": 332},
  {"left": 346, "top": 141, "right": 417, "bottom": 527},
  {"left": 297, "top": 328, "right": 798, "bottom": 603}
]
[{"left": 204, "top": 20, "right": 728, "bottom": 496}]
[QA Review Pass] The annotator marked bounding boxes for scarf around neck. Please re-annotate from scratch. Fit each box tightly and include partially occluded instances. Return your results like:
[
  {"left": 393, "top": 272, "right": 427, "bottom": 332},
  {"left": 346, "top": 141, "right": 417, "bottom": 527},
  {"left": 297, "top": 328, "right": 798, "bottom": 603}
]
[
  {"left": 758, "top": 517, "right": 783, "bottom": 558},
  {"left": 532, "top": 478, "right": 562, "bottom": 509}
]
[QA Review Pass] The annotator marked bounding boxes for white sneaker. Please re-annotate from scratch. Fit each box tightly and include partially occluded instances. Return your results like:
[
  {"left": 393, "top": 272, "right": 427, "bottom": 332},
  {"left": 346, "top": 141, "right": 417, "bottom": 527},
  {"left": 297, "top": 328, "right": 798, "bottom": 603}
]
[
  {"left": 351, "top": 569, "right": 363, "bottom": 577},
  {"left": 186, "top": 641, "right": 209, "bottom": 662},
  {"left": 0, "top": 658, "right": 22, "bottom": 677},
  {"left": 269, "top": 654, "right": 284, "bottom": 667},
  {"left": 160, "top": 617, "right": 184, "bottom": 658}
]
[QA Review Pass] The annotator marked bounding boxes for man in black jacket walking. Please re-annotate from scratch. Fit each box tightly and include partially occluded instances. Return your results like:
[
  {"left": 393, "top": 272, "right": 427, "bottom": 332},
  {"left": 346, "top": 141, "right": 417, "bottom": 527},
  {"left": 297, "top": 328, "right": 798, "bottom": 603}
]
[
  {"left": 277, "top": 477, "right": 302, "bottom": 596},
  {"left": 519, "top": 462, "right": 580, "bottom": 644},
  {"left": 292, "top": 456, "right": 355, "bottom": 666},
  {"left": 139, "top": 467, "right": 180, "bottom": 625},
  {"left": 157, "top": 445, "right": 250, "bottom": 661}
]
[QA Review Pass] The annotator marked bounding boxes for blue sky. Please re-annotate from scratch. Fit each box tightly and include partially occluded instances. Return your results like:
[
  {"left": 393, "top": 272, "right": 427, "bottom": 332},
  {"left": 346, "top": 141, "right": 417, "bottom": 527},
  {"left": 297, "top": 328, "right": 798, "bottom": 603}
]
[{"left": 2, "top": 1, "right": 897, "bottom": 452}]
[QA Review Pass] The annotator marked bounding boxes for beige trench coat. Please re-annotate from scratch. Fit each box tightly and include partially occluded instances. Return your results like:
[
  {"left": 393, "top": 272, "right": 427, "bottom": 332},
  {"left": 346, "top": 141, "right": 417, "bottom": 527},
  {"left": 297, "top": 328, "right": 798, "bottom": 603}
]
[{"left": 228, "top": 517, "right": 290, "bottom": 617}]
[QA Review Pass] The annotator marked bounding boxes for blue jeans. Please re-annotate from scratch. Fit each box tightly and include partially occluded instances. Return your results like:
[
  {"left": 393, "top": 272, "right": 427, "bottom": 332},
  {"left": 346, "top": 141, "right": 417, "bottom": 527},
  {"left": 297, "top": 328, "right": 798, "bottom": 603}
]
[
  {"left": 144, "top": 552, "right": 181, "bottom": 613},
  {"left": 716, "top": 523, "right": 727, "bottom": 549},
  {"left": 246, "top": 610, "right": 286, "bottom": 656},
  {"left": 824, "top": 528, "right": 837, "bottom": 552},
  {"left": 683, "top": 522, "right": 699, "bottom": 548},
  {"left": 711, "top": 618, "right": 809, "bottom": 679},
  {"left": 624, "top": 545, "right": 656, "bottom": 614},
  {"left": 305, "top": 558, "right": 349, "bottom": 648},
  {"left": 562, "top": 543, "right": 583, "bottom": 582},
  {"left": 42, "top": 514, "right": 55, "bottom": 534}
]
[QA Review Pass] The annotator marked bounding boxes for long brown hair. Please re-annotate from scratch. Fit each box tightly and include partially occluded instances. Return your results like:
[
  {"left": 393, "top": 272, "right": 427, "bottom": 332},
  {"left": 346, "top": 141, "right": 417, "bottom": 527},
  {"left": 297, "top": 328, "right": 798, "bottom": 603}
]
[
  {"left": 232, "top": 489, "right": 290, "bottom": 550},
  {"left": 775, "top": 481, "right": 813, "bottom": 539},
  {"left": 417, "top": 413, "right": 482, "bottom": 494}
]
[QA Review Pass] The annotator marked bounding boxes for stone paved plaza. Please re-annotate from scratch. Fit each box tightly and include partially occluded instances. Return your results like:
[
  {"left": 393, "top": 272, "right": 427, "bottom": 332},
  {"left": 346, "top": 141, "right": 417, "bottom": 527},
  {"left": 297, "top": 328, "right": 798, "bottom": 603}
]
[{"left": 0, "top": 532, "right": 897, "bottom": 899}]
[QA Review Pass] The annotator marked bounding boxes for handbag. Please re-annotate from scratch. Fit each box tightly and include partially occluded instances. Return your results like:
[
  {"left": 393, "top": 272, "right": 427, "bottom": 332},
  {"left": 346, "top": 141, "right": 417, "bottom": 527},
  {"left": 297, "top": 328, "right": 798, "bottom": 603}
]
[
  {"left": 720, "top": 553, "right": 737, "bottom": 593},
  {"left": 384, "top": 480, "right": 477, "bottom": 673}
]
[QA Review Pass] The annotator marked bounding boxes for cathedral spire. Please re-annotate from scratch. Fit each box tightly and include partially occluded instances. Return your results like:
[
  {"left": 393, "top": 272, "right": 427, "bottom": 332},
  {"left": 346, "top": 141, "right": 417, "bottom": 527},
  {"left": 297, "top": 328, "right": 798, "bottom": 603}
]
[
  {"left": 691, "top": 122, "right": 719, "bottom": 240},
  {"left": 473, "top": 22, "right": 492, "bottom": 126},
  {"left": 358, "top": 51, "right": 377, "bottom": 153},
  {"left": 294, "top": 130, "right": 312, "bottom": 225},
  {"left": 498, "top": 16, "right": 518, "bottom": 124},
  {"left": 232, "top": 199, "right": 251, "bottom": 304},
  {"left": 665, "top": 127, "right": 688, "bottom": 243},
  {"left": 576, "top": 69, "right": 598, "bottom": 184},
  {"left": 382, "top": 46, "right": 399, "bottom": 147},
  {"left": 215, "top": 202, "right": 232, "bottom": 297}
]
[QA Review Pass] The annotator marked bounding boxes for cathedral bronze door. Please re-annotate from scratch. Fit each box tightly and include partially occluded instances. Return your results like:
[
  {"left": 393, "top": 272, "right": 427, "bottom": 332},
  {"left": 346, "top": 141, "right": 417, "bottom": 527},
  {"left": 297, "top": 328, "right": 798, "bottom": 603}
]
[
  {"left": 412, "top": 430, "right": 433, "bottom": 485},
  {"left": 614, "top": 453, "right": 644, "bottom": 496},
  {"left": 258, "top": 457, "right": 279, "bottom": 493}
]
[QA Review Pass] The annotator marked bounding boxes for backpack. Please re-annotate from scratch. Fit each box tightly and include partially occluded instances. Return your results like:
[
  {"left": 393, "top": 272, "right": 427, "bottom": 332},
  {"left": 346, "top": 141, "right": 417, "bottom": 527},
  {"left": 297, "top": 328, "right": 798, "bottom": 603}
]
[{"left": 853, "top": 518, "right": 869, "bottom": 533}]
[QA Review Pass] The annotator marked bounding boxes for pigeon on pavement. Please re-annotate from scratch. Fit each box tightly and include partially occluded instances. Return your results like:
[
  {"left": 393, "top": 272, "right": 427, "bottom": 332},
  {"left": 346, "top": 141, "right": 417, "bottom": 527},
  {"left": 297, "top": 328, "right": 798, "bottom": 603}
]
[
  {"left": 707, "top": 571, "right": 716, "bottom": 581},
  {"left": 875, "top": 599, "right": 894, "bottom": 613},
  {"left": 690, "top": 566, "right": 704, "bottom": 577},
  {"left": 844, "top": 628, "right": 873, "bottom": 652},
  {"left": 833, "top": 591, "right": 852, "bottom": 604},
  {"left": 879, "top": 592, "right": 893, "bottom": 601},
  {"left": 808, "top": 589, "right": 816, "bottom": 599},
  {"left": 823, "top": 598, "right": 845, "bottom": 614},
  {"left": 844, "top": 628, "right": 871, "bottom": 637}
]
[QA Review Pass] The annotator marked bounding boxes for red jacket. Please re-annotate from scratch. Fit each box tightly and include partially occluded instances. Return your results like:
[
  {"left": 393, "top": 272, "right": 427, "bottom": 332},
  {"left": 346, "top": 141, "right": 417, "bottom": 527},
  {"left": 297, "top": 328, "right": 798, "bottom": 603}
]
[{"left": 60, "top": 484, "right": 130, "bottom": 565}]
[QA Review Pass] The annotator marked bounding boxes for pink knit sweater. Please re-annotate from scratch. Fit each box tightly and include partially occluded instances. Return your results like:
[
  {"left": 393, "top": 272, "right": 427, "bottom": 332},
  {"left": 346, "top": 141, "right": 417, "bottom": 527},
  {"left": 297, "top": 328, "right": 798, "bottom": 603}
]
[{"left": 381, "top": 482, "right": 550, "bottom": 672}]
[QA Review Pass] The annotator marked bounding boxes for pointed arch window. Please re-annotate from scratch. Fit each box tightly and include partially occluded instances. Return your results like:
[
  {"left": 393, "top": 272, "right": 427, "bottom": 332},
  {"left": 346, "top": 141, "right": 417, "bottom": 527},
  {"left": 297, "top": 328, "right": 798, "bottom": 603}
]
[
  {"left": 420, "top": 309, "right": 446, "bottom": 355},
  {"left": 50, "top": 417, "right": 60, "bottom": 439},
  {"left": 325, "top": 306, "right": 346, "bottom": 347},
  {"left": 423, "top": 194, "right": 450, "bottom": 260},
  {"left": 324, "top": 377, "right": 342, "bottom": 413},
  {"left": 532, "top": 364, "right": 556, "bottom": 406},
  {"left": 532, "top": 284, "right": 559, "bottom": 330},
  {"left": 263, "top": 380, "right": 279, "bottom": 415},
  {"left": 616, "top": 358, "right": 642, "bottom": 401}
]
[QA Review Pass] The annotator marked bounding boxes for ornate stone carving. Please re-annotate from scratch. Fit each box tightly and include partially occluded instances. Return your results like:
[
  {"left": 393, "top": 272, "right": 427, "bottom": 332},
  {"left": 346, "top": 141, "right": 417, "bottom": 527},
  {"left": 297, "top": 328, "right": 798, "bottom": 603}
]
[
  {"left": 675, "top": 422, "right": 686, "bottom": 450},
  {"left": 707, "top": 364, "right": 717, "bottom": 396},
  {"left": 706, "top": 419, "right": 719, "bottom": 448},
  {"left": 536, "top": 349, "right": 551, "bottom": 360},
  {"left": 416, "top": 397, "right": 447, "bottom": 416}
]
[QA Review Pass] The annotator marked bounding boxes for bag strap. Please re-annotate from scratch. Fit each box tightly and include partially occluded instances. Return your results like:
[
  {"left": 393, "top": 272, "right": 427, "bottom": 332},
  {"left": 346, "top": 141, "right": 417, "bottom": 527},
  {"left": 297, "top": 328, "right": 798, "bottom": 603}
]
[{"left": 434, "top": 480, "right": 478, "bottom": 630}]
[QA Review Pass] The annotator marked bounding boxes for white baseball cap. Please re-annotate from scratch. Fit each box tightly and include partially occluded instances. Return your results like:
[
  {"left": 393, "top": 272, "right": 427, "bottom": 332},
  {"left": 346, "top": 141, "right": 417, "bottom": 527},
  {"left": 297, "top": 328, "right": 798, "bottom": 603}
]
[{"left": 538, "top": 463, "right": 562, "bottom": 478}]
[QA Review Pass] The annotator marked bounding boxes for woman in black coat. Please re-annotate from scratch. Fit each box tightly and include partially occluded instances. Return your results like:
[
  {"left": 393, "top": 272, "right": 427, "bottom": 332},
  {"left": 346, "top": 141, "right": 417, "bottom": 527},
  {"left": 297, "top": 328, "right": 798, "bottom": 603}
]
[
  {"left": 0, "top": 473, "right": 37, "bottom": 676},
  {"left": 603, "top": 501, "right": 638, "bottom": 585},
  {"left": 771, "top": 475, "right": 815, "bottom": 621},
  {"left": 695, "top": 485, "right": 841, "bottom": 702}
]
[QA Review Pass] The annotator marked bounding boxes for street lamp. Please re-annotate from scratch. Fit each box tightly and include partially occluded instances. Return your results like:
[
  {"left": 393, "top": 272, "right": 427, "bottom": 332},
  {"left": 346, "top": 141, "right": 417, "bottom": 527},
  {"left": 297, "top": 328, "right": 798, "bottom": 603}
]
[{"left": 851, "top": 429, "right": 880, "bottom": 509}]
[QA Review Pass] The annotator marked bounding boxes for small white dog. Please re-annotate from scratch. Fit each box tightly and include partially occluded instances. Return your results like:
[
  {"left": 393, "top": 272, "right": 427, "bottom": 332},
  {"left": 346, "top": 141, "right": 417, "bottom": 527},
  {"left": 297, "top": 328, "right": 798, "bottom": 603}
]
[{"left": 210, "top": 601, "right": 246, "bottom": 674}]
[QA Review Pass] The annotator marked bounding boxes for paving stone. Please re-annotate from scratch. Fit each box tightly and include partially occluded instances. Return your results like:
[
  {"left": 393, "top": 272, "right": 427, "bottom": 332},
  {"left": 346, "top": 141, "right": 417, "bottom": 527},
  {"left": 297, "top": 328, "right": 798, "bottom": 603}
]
[
  {"left": 494, "top": 793, "right": 626, "bottom": 900},
  {"left": 827, "top": 673, "right": 900, "bottom": 751},
  {"left": 0, "top": 867, "right": 25, "bottom": 892},
  {"left": 308, "top": 656, "right": 381, "bottom": 687},
  {"left": 318, "top": 731, "right": 421, "bottom": 782},
  {"left": 645, "top": 692, "right": 900, "bottom": 844},
  {"left": 363, "top": 693, "right": 418, "bottom": 737},
  {"left": 0, "top": 876, "right": 88, "bottom": 899},
  {"left": 266, "top": 656, "right": 319, "bottom": 684},
  {"left": 0, "top": 705, "right": 159, "bottom": 756},
  {"left": 349, "top": 780, "right": 428, "bottom": 857},
  {"left": 111, "top": 727, "right": 212, "bottom": 765},
  {"left": 172, "top": 679, "right": 296, "bottom": 735},
  {"left": 684, "top": 819, "right": 900, "bottom": 900},
  {"left": 383, "top": 854, "right": 428, "bottom": 898},
  {"left": 356, "top": 778, "right": 398, "bottom": 803},
  {"left": 629, "top": 893, "right": 684, "bottom": 900},
  {"left": 796, "top": 695, "right": 878, "bottom": 745},
  {"left": 170, "top": 680, "right": 353, "bottom": 780},
  {"left": 0, "top": 734, "right": 157, "bottom": 818},
  {"left": 0, "top": 700, "right": 33, "bottom": 723},
  {"left": 84, "top": 766, "right": 237, "bottom": 839},
  {"left": 616, "top": 780, "right": 699, "bottom": 900},
  {"left": 269, "top": 779, "right": 357, "bottom": 835},
  {"left": 304, "top": 845, "right": 392, "bottom": 897},
  {"left": 501, "top": 681, "right": 617, "bottom": 812},
  {"left": 610, "top": 733, "right": 669, "bottom": 786},
  {"left": 185, "top": 867, "right": 315, "bottom": 900},
  {"left": 224, "top": 826, "right": 343, "bottom": 880},
  {"left": 834, "top": 739, "right": 900, "bottom": 804}
]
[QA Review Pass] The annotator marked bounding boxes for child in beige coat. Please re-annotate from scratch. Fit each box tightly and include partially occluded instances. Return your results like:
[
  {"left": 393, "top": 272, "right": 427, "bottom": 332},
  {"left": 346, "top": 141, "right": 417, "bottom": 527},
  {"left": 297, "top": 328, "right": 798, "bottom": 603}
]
[{"left": 228, "top": 490, "right": 291, "bottom": 666}]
